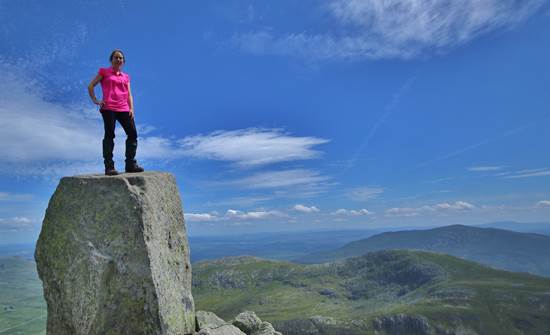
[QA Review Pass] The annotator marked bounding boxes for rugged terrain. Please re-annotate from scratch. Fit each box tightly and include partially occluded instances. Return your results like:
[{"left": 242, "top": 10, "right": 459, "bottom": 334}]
[{"left": 193, "top": 250, "right": 550, "bottom": 335}]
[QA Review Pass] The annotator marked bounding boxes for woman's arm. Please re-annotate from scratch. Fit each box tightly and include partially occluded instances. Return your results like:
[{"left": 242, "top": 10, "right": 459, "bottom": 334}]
[
  {"left": 88, "top": 74, "right": 104, "bottom": 107},
  {"left": 127, "top": 82, "right": 135, "bottom": 119}
]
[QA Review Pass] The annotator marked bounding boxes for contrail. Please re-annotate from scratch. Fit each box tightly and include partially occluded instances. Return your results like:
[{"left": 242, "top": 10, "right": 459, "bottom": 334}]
[
  {"left": 412, "top": 116, "right": 549, "bottom": 171},
  {"left": 343, "top": 77, "right": 416, "bottom": 172}
]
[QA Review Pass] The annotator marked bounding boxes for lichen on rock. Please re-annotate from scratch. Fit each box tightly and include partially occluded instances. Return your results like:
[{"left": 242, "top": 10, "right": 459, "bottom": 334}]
[{"left": 35, "top": 172, "right": 195, "bottom": 335}]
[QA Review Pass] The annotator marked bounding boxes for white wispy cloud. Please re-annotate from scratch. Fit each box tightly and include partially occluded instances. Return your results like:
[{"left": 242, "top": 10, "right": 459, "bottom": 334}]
[
  {"left": 185, "top": 213, "right": 220, "bottom": 222},
  {"left": 293, "top": 204, "right": 320, "bottom": 213},
  {"left": 332, "top": 208, "right": 373, "bottom": 216},
  {"left": 429, "top": 201, "right": 475, "bottom": 211},
  {"left": 185, "top": 209, "right": 286, "bottom": 222},
  {"left": 504, "top": 168, "right": 550, "bottom": 179},
  {"left": 233, "top": 0, "right": 545, "bottom": 60},
  {"left": 178, "top": 128, "right": 328, "bottom": 168},
  {"left": 385, "top": 200, "right": 476, "bottom": 217},
  {"left": 385, "top": 207, "right": 421, "bottom": 217},
  {"left": 203, "top": 195, "right": 275, "bottom": 207},
  {"left": 225, "top": 209, "right": 286, "bottom": 220},
  {"left": 229, "top": 169, "right": 330, "bottom": 189},
  {"left": 425, "top": 177, "right": 455, "bottom": 184},
  {"left": 0, "top": 65, "right": 101, "bottom": 163},
  {"left": 468, "top": 166, "right": 504, "bottom": 172},
  {"left": 0, "top": 216, "right": 36, "bottom": 232},
  {"left": 536, "top": 200, "right": 550, "bottom": 208},
  {"left": 347, "top": 186, "right": 384, "bottom": 201},
  {"left": 0, "top": 192, "right": 33, "bottom": 201}
]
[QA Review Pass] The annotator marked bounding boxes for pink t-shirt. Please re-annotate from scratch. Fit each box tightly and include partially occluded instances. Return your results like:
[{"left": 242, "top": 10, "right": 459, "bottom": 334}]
[{"left": 98, "top": 67, "right": 131, "bottom": 112}]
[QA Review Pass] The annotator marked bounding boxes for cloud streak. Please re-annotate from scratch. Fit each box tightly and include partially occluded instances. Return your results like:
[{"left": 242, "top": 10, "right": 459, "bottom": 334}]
[
  {"left": 0, "top": 192, "right": 33, "bottom": 201},
  {"left": 504, "top": 168, "right": 550, "bottom": 179},
  {"left": 0, "top": 216, "right": 36, "bottom": 232},
  {"left": 468, "top": 166, "right": 504, "bottom": 172},
  {"left": 332, "top": 208, "right": 373, "bottom": 216},
  {"left": 228, "top": 169, "right": 330, "bottom": 189},
  {"left": 293, "top": 204, "right": 320, "bottom": 213},
  {"left": 233, "top": 0, "right": 546, "bottom": 60},
  {"left": 178, "top": 128, "right": 328, "bottom": 168},
  {"left": 185, "top": 209, "right": 286, "bottom": 222},
  {"left": 347, "top": 186, "right": 384, "bottom": 201},
  {"left": 385, "top": 200, "right": 475, "bottom": 217}
]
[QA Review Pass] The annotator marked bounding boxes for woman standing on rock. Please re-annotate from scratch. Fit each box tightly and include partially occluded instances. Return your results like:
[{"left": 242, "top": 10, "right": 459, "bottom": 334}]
[{"left": 88, "top": 49, "right": 144, "bottom": 175}]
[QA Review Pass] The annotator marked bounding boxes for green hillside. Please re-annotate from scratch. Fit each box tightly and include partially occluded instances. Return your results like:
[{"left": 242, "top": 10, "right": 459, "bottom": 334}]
[
  {"left": 297, "top": 225, "right": 550, "bottom": 277},
  {"left": 0, "top": 257, "right": 46, "bottom": 335},
  {"left": 3, "top": 249, "right": 550, "bottom": 334},
  {"left": 193, "top": 250, "right": 550, "bottom": 335}
]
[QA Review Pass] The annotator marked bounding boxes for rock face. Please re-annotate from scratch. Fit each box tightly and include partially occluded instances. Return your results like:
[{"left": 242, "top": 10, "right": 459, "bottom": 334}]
[{"left": 35, "top": 172, "right": 195, "bottom": 335}]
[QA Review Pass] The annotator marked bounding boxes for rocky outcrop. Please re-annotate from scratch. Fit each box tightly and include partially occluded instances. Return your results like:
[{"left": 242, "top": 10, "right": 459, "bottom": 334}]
[
  {"left": 372, "top": 314, "right": 431, "bottom": 335},
  {"left": 232, "top": 311, "right": 282, "bottom": 335},
  {"left": 196, "top": 311, "right": 281, "bottom": 335},
  {"left": 35, "top": 172, "right": 195, "bottom": 335},
  {"left": 196, "top": 311, "right": 245, "bottom": 335},
  {"left": 273, "top": 316, "right": 365, "bottom": 335}
]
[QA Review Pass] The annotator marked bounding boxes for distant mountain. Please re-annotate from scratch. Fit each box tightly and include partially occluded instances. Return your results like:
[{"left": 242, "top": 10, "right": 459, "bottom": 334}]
[
  {"left": 296, "top": 224, "right": 550, "bottom": 276},
  {"left": 188, "top": 229, "right": 379, "bottom": 262},
  {"left": 476, "top": 221, "right": 550, "bottom": 236},
  {"left": 193, "top": 250, "right": 550, "bottom": 335},
  {"left": 0, "top": 243, "right": 36, "bottom": 260}
]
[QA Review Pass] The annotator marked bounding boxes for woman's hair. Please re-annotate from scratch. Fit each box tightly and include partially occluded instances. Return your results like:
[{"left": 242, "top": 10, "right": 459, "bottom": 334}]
[{"left": 109, "top": 49, "right": 125, "bottom": 63}]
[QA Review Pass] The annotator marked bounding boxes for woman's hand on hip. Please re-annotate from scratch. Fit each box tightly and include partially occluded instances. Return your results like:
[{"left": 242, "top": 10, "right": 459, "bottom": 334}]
[{"left": 94, "top": 99, "right": 105, "bottom": 107}]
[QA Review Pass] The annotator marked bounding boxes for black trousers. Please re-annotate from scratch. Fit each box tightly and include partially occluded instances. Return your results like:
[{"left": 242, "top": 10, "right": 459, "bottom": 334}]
[{"left": 100, "top": 110, "right": 138, "bottom": 166}]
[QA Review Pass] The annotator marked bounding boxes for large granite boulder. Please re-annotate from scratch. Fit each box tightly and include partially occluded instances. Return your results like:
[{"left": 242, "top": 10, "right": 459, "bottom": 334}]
[{"left": 35, "top": 172, "right": 195, "bottom": 335}]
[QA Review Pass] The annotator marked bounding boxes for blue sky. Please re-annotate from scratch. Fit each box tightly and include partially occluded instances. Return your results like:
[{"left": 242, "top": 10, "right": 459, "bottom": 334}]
[{"left": 1, "top": 0, "right": 550, "bottom": 243}]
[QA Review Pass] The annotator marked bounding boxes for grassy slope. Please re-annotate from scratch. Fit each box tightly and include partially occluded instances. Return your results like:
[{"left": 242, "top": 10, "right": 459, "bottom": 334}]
[
  {"left": 297, "top": 225, "right": 550, "bottom": 277},
  {"left": 2, "top": 250, "right": 550, "bottom": 334},
  {"left": 193, "top": 250, "right": 550, "bottom": 335},
  {"left": 0, "top": 257, "right": 46, "bottom": 335}
]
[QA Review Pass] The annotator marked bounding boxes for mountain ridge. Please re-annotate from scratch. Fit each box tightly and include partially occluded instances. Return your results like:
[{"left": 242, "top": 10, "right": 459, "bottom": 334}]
[
  {"left": 296, "top": 224, "right": 550, "bottom": 277},
  {"left": 193, "top": 249, "right": 550, "bottom": 335}
]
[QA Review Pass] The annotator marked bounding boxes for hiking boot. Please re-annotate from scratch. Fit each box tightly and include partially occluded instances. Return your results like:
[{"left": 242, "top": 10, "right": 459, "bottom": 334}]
[
  {"left": 125, "top": 160, "right": 144, "bottom": 173},
  {"left": 105, "top": 164, "right": 119, "bottom": 176}
]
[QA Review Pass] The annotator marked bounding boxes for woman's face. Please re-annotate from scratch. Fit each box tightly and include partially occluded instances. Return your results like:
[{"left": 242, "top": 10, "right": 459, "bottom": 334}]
[{"left": 111, "top": 52, "right": 124, "bottom": 68}]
